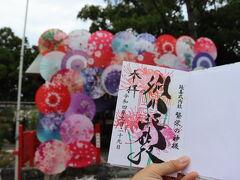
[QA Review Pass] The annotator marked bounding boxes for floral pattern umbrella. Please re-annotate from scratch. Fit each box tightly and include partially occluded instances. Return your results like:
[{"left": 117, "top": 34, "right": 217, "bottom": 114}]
[
  {"left": 37, "top": 113, "right": 64, "bottom": 142},
  {"left": 67, "top": 141, "right": 97, "bottom": 168},
  {"left": 51, "top": 69, "right": 84, "bottom": 94},
  {"left": 65, "top": 93, "right": 96, "bottom": 120},
  {"left": 135, "top": 33, "right": 156, "bottom": 54},
  {"left": 38, "top": 29, "right": 67, "bottom": 56},
  {"left": 111, "top": 31, "right": 137, "bottom": 54},
  {"left": 176, "top": 35, "right": 195, "bottom": 58},
  {"left": 194, "top": 37, "right": 217, "bottom": 60},
  {"left": 34, "top": 140, "right": 71, "bottom": 174},
  {"left": 80, "top": 67, "right": 105, "bottom": 99},
  {"left": 155, "top": 34, "right": 177, "bottom": 56},
  {"left": 136, "top": 52, "right": 156, "bottom": 66},
  {"left": 60, "top": 114, "right": 94, "bottom": 144},
  {"left": 35, "top": 83, "right": 71, "bottom": 114},
  {"left": 64, "top": 29, "right": 91, "bottom": 52}
]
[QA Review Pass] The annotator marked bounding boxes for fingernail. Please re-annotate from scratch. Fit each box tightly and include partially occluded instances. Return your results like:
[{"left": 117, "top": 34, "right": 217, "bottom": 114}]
[{"left": 177, "top": 156, "right": 190, "bottom": 166}]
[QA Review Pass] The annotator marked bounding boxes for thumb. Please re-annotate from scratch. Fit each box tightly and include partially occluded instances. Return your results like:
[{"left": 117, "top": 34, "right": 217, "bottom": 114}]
[{"left": 143, "top": 156, "right": 191, "bottom": 178}]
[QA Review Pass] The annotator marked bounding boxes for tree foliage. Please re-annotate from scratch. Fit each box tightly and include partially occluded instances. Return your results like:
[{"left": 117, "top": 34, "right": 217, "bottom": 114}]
[
  {"left": 78, "top": 0, "right": 187, "bottom": 36},
  {"left": 77, "top": 0, "right": 240, "bottom": 65},
  {"left": 0, "top": 27, "right": 42, "bottom": 101}
]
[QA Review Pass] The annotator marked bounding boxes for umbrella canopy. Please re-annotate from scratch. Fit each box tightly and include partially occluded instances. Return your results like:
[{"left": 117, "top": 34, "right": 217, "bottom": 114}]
[
  {"left": 60, "top": 114, "right": 94, "bottom": 144},
  {"left": 34, "top": 140, "right": 71, "bottom": 174},
  {"left": 35, "top": 83, "right": 71, "bottom": 114},
  {"left": 65, "top": 93, "right": 96, "bottom": 120},
  {"left": 67, "top": 141, "right": 97, "bottom": 168}
]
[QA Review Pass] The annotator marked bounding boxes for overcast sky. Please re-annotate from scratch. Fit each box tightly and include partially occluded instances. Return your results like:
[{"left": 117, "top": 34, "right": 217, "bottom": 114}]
[{"left": 0, "top": 0, "right": 107, "bottom": 45}]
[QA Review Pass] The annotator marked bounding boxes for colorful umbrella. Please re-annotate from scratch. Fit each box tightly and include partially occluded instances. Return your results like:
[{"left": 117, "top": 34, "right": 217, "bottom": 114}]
[
  {"left": 65, "top": 93, "right": 96, "bottom": 120},
  {"left": 101, "top": 64, "right": 122, "bottom": 96},
  {"left": 51, "top": 69, "right": 84, "bottom": 94},
  {"left": 111, "top": 51, "right": 137, "bottom": 65},
  {"left": 61, "top": 50, "right": 89, "bottom": 73},
  {"left": 38, "top": 29, "right": 67, "bottom": 56},
  {"left": 155, "top": 34, "right": 177, "bottom": 55},
  {"left": 39, "top": 113, "right": 65, "bottom": 131},
  {"left": 36, "top": 121, "right": 61, "bottom": 142},
  {"left": 34, "top": 140, "right": 71, "bottom": 174},
  {"left": 192, "top": 53, "right": 216, "bottom": 69},
  {"left": 88, "top": 30, "right": 114, "bottom": 69},
  {"left": 80, "top": 67, "right": 105, "bottom": 99},
  {"left": 37, "top": 113, "right": 64, "bottom": 142},
  {"left": 67, "top": 141, "right": 97, "bottom": 168},
  {"left": 64, "top": 29, "right": 91, "bottom": 52},
  {"left": 194, "top": 37, "right": 217, "bottom": 60},
  {"left": 111, "top": 31, "right": 137, "bottom": 54},
  {"left": 39, "top": 51, "right": 65, "bottom": 82},
  {"left": 135, "top": 33, "right": 156, "bottom": 54},
  {"left": 176, "top": 35, "right": 195, "bottom": 58},
  {"left": 60, "top": 114, "right": 94, "bottom": 144},
  {"left": 35, "top": 83, "right": 71, "bottom": 114},
  {"left": 154, "top": 54, "right": 177, "bottom": 68},
  {"left": 136, "top": 52, "right": 156, "bottom": 66}
]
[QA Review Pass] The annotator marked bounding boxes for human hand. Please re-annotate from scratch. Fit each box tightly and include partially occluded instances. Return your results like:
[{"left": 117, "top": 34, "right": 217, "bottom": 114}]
[{"left": 131, "top": 156, "right": 198, "bottom": 180}]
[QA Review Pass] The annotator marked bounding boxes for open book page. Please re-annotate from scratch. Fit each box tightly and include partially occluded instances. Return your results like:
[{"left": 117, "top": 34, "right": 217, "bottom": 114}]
[
  {"left": 184, "top": 63, "right": 240, "bottom": 180},
  {"left": 108, "top": 61, "right": 190, "bottom": 168}
]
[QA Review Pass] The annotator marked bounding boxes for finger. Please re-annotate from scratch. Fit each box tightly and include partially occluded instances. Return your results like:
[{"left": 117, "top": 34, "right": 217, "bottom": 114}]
[
  {"left": 146, "top": 156, "right": 191, "bottom": 177},
  {"left": 163, "top": 176, "right": 175, "bottom": 180},
  {"left": 181, "top": 172, "right": 198, "bottom": 180}
]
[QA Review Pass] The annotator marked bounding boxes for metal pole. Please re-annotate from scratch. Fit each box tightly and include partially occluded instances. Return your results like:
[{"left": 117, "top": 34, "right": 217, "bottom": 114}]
[{"left": 15, "top": 0, "right": 29, "bottom": 180}]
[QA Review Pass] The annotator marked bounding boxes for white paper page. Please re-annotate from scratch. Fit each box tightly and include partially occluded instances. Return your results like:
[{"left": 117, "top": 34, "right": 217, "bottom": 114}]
[
  {"left": 184, "top": 63, "right": 240, "bottom": 180},
  {"left": 108, "top": 61, "right": 190, "bottom": 168}
]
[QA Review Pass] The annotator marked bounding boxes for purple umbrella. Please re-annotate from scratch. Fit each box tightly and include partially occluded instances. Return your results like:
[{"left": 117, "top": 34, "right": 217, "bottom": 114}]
[
  {"left": 61, "top": 50, "right": 89, "bottom": 73},
  {"left": 65, "top": 93, "right": 96, "bottom": 120}
]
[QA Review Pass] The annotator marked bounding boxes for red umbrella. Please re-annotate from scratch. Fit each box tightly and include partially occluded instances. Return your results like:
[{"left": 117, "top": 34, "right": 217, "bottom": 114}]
[
  {"left": 67, "top": 141, "right": 97, "bottom": 168},
  {"left": 35, "top": 83, "right": 71, "bottom": 114},
  {"left": 88, "top": 30, "right": 114, "bottom": 69},
  {"left": 136, "top": 52, "right": 156, "bottom": 66},
  {"left": 194, "top": 37, "right": 217, "bottom": 60},
  {"left": 51, "top": 69, "right": 84, "bottom": 94},
  {"left": 155, "top": 34, "right": 177, "bottom": 56}
]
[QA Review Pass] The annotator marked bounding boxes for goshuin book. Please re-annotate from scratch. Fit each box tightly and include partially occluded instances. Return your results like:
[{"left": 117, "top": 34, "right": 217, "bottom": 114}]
[{"left": 108, "top": 61, "right": 240, "bottom": 180}]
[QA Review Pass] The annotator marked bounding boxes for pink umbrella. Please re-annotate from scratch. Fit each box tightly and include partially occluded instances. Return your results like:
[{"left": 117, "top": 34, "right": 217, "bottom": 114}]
[
  {"left": 60, "top": 114, "right": 94, "bottom": 144},
  {"left": 34, "top": 140, "right": 71, "bottom": 174},
  {"left": 51, "top": 69, "right": 84, "bottom": 94}
]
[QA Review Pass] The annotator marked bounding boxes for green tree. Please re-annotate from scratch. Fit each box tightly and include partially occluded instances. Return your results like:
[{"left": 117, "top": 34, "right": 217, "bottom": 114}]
[
  {"left": 78, "top": 0, "right": 188, "bottom": 36},
  {"left": 77, "top": 0, "right": 240, "bottom": 65},
  {"left": 0, "top": 27, "right": 42, "bottom": 101}
]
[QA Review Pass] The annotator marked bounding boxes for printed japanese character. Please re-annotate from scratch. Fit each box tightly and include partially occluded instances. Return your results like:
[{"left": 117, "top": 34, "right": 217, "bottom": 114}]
[
  {"left": 129, "top": 69, "right": 142, "bottom": 83},
  {"left": 175, "top": 112, "right": 182, "bottom": 119},
  {"left": 172, "top": 142, "right": 179, "bottom": 149}
]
